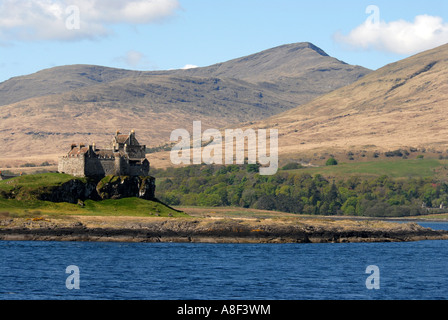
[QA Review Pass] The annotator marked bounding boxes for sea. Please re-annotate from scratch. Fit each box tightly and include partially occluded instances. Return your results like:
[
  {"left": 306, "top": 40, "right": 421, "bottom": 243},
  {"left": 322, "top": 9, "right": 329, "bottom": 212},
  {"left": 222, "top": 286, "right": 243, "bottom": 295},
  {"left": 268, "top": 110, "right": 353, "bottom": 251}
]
[{"left": 0, "top": 222, "right": 447, "bottom": 301}]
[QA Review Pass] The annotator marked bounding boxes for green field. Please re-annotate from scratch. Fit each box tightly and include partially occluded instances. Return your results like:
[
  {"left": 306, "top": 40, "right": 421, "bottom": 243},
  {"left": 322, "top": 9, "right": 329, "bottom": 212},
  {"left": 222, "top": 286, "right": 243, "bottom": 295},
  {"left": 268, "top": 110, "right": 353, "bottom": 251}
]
[{"left": 289, "top": 159, "right": 447, "bottom": 179}]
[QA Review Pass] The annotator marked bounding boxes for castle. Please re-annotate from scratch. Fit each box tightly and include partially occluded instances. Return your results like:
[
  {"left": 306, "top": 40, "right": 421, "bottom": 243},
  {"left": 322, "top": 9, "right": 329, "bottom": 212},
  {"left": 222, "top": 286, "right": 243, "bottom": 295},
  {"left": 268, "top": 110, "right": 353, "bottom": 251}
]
[{"left": 58, "top": 130, "right": 150, "bottom": 177}]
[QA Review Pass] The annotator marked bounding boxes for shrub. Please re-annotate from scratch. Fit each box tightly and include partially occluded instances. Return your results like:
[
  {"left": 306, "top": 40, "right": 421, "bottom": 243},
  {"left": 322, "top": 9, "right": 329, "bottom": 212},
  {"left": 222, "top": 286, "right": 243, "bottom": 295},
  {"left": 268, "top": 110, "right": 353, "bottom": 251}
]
[
  {"left": 326, "top": 158, "right": 338, "bottom": 166},
  {"left": 246, "top": 163, "right": 260, "bottom": 173},
  {"left": 281, "top": 162, "right": 303, "bottom": 170},
  {"left": 385, "top": 150, "right": 403, "bottom": 157},
  {"left": 20, "top": 163, "right": 37, "bottom": 168}
]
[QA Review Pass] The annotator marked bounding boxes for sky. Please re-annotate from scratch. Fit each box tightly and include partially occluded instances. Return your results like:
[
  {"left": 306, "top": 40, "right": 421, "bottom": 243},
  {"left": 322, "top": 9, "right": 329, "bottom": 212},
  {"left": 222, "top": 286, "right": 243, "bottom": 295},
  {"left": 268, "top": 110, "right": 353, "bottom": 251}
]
[{"left": 0, "top": 0, "right": 448, "bottom": 83}]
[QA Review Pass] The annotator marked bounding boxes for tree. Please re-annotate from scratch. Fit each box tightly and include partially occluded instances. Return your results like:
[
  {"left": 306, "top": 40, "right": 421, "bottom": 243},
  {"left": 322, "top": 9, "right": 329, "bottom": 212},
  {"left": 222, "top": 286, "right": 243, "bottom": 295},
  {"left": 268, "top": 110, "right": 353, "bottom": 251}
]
[
  {"left": 197, "top": 193, "right": 222, "bottom": 207},
  {"left": 246, "top": 163, "right": 260, "bottom": 173},
  {"left": 326, "top": 157, "right": 338, "bottom": 166},
  {"left": 326, "top": 181, "right": 339, "bottom": 202},
  {"left": 254, "top": 195, "right": 277, "bottom": 211}
]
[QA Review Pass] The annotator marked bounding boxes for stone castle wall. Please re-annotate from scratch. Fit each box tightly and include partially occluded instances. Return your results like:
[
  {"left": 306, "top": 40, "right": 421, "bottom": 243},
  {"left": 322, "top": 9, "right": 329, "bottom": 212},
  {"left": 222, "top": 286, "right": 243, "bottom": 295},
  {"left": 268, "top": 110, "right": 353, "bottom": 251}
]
[
  {"left": 59, "top": 156, "right": 149, "bottom": 177},
  {"left": 58, "top": 131, "right": 150, "bottom": 177},
  {"left": 128, "top": 163, "right": 150, "bottom": 176},
  {"left": 58, "top": 156, "right": 85, "bottom": 177},
  {"left": 84, "top": 158, "right": 117, "bottom": 177}
]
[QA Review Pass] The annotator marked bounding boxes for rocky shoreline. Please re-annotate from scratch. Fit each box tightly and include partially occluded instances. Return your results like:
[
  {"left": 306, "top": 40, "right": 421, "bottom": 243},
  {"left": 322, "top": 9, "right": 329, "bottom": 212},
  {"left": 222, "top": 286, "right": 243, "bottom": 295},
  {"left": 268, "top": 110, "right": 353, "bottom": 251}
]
[{"left": 1, "top": 216, "right": 448, "bottom": 243}]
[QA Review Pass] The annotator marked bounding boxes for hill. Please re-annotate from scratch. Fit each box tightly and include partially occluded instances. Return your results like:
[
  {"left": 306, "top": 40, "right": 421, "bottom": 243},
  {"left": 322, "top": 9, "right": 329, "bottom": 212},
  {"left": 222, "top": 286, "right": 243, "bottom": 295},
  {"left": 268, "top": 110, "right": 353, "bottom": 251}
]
[
  {"left": 0, "top": 42, "right": 370, "bottom": 164},
  {"left": 168, "top": 42, "right": 368, "bottom": 103},
  {"left": 0, "top": 65, "right": 143, "bottom": 107},
  {"left": 248, "top": 42, "right": 448, "bottom": 164}
]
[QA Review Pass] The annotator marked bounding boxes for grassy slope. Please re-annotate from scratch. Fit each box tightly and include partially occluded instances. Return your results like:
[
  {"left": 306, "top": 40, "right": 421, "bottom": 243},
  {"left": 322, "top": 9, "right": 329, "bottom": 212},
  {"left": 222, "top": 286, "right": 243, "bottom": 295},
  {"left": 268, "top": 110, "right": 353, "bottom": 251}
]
[
  {"left": 0, "top": 173, "right": 186, "bottom": 218},
  {"left": 0, "top": 198, "right": 185, "bottom": 218},
  {"left": 288, "top": 159, "right": 447, "bottom": 179},
  {"left": 0, "top": 173, "right": 82, "bottom": 192}
]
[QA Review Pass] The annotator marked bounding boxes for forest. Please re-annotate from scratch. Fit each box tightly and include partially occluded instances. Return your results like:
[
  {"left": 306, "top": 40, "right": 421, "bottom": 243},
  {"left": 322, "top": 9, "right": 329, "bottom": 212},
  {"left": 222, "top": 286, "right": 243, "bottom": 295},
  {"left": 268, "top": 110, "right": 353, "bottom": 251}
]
[{"left": 152, "top": 163, "right": 448, "bottom": 217}]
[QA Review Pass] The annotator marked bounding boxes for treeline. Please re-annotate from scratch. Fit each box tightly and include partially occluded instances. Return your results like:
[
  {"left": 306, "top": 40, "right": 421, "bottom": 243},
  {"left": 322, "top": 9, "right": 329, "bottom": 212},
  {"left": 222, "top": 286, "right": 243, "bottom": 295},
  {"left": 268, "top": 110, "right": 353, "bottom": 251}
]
[{"left": 153, "top": 164, "right": 448, "bottom": 217}]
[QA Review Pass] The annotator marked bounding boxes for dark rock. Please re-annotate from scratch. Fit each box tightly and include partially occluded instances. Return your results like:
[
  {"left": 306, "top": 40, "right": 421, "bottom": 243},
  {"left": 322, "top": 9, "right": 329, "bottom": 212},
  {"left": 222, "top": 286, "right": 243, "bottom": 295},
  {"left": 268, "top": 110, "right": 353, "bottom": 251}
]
[
  {"left": 96, "top": 175, "right": 155, "bottom": 200},
  {"left": 39, "top": 179, "right": 97, "bottom": 203},
  {"left": 39, "top": 175, "right": 156, "bottom": 204}
]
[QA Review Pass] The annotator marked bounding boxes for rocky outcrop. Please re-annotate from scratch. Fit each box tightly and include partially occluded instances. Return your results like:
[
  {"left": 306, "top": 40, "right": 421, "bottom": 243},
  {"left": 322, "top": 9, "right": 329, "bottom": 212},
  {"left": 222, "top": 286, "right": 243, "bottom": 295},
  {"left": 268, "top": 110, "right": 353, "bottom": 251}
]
[
  {"left": 39, "top": 179, "right": 98, "bottom": 203},
  {"left": 96, "top": 175, "right": 155, "bottom": 200},
  {"left": 38, "top": 175, "right": 156, "bottom": 204},
  {"left": 1, "top": 216, "right": 447, "bottom": 244}
]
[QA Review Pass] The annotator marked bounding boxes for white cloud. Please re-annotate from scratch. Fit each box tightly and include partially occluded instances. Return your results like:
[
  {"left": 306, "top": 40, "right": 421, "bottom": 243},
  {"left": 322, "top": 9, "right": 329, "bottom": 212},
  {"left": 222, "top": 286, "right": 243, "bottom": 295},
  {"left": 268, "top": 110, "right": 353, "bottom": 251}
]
[
  {"left": 0, "top": 0, "right": 180, "bottom": 41},
  {"left": 182, "top": 64, "right": 199, "bottom": 70},
  {"left": 335, "top": 14, "right": 448, "bottom": 55},
  {"left": 126, "top": 51, "right": 145, "bottom": 67},
  {"left": 115, "top": 50, "right": 150, "bottom": 68}
]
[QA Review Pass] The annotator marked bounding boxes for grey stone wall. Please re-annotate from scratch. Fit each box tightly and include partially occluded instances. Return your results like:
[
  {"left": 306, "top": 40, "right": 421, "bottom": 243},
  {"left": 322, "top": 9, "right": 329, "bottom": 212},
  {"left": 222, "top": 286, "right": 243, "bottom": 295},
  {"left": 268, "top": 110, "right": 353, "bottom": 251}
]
[
  {"left": 128, "top": 160, "right": 150, "bottom": 176},
  {"left": 117, "top": 157, "right": 129, "bottom": 176},
  {"left": 84, "top": 158, "right": 117, "bottom": 177},
  {"left": 59, "top": 150, "right": 150, "bottom": 177},
  {"left": 58, "top": 156, "right": 85, "bottom": 177}
]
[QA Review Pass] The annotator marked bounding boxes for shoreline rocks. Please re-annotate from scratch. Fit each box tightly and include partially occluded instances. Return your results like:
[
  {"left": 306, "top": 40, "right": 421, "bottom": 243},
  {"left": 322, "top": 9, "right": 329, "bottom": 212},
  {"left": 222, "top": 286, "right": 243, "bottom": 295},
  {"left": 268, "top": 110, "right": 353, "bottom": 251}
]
[{"left": 1, "top": 217, "right": 447, "bottom": 244}]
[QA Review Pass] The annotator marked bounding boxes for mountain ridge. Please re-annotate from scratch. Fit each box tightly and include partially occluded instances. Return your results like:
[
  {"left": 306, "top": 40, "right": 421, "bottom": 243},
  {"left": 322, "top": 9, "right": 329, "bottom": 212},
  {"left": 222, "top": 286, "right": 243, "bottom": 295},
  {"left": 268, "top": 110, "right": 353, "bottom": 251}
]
[
  {"left": 0, "top": 42, "right": 371, "bottom": 162},
  {"left": 0, "top": 65, "right": 144, "bottom": 107},
  {"left": 0, "top": 42, "right": 370, "bottom": 106}
]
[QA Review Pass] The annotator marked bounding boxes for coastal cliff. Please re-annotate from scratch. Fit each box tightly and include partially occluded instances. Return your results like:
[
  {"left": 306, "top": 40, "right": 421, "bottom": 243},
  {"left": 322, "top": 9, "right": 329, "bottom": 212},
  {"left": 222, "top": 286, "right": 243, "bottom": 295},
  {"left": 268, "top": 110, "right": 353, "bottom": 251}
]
[{"left": 1, "top": 215, "right": 447, "bottom": 243}]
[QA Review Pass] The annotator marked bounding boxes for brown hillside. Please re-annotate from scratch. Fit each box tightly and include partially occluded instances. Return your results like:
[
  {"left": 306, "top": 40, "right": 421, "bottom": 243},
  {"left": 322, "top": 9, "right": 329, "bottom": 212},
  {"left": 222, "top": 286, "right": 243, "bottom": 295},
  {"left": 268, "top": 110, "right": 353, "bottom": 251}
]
[
  {"left": 0, "top": 42, "right": 369, "bottom": 165},
  {"left": 250, "top": 42, "right": 448, "bottom": 163},
  {"left": 0, "top": 65, "right": 143, "bottom": 107}
]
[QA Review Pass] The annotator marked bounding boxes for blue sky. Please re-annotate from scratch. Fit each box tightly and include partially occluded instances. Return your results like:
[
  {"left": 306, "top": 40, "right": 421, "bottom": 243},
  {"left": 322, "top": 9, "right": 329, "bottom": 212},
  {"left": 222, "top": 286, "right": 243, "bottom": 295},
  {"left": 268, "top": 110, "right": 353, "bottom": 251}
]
[{"left": 0, "top": 0, "right": 447, "bottom": 83}]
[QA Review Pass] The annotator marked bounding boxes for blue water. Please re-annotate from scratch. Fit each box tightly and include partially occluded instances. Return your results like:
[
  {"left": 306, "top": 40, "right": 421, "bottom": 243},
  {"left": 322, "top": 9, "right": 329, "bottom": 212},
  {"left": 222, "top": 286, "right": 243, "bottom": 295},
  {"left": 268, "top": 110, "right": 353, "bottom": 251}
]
[{"left": 1, "top": 222, "right": 447, "bottom": 300}]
